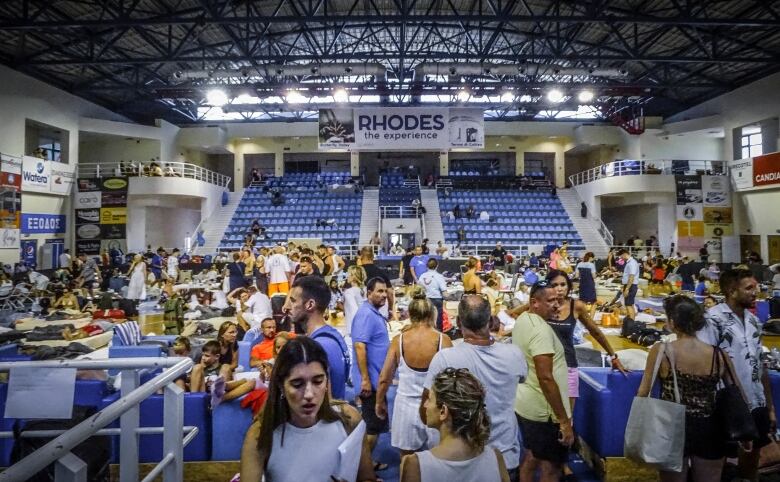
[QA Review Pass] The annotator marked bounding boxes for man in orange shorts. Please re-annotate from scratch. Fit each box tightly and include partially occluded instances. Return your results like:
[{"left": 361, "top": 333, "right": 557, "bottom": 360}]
[{"left": 266, "top": 246, "right": 292, "bottom": 295}]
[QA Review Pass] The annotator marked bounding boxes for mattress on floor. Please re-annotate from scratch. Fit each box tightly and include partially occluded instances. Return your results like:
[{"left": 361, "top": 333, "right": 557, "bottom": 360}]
[
  {"left": 23, "top": 330, "right": 114, "bottom": 349},
  {"left": 15, "top": 316, "right": 94, "bottom": 332}
]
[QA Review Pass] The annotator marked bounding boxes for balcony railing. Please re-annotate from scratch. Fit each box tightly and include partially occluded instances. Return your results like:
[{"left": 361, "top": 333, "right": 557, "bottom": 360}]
[
  {"left": 568, "top": 160, "right": 729, "bottom": 186},
  {"left": 77, "top": 161, "right": 231, "bottom": 188}
]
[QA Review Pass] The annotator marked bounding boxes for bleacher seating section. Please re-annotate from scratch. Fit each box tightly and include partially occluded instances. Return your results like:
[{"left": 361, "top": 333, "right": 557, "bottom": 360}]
[
  {"left": 379, "top": 173, "right": 419, "bottom": 206},
  {"left": 438, "top": 189, "right": 583, "bottom": 246},
  {"left": 220, "top": 172, "right": 362, "bottom": 250}
]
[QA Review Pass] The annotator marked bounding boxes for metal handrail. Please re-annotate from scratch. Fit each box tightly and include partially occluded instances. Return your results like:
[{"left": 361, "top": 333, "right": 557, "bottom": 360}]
[
  {"left": 568, "top": 159, "right": 729, "bottom": 186},
  {"left": 0, "top": 357, "right": 193, "bottom": 482},
  {"left": 380, "top": 205, "right": 422, "bottom": 219},
  {"left": 77, "top": 161, "right": 231, "bottom": 188},
  {"left": 565, "top": 188, "right": 614, "bottom": 246}
]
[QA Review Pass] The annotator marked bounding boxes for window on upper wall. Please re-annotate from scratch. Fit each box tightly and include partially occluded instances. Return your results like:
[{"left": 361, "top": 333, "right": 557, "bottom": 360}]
[
  {"left": 38, "top": 137, "right": 62, "bottom": 162},
  {"left": 741, "top": 125, "right": 762, "bottom": 159}
]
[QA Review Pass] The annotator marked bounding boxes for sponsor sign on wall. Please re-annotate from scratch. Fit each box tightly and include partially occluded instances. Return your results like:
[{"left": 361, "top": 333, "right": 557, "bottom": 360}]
[
  {"left": 729, "top": 158, "right": 753, "bottom": 190},
  {"left": 1, "top": 154, "right": 22, "bottom": 175},
  {"left": 0, "top": 155, "right": 21, "bottom": 229},
  {"left": 753, "top": 152, "right": 780, "bottom": 188},
  {"left": 20, "top": 239, "right": 37, "bottom": 267},
  {"left": 78, "top": 178, "right": 127, "bottom": 253},
  {"left": 74, "top": 191, "right": 102, "bottom": 209},
  {"left": 76, "top": 240, "right": 100, "bottom": 256},
  {"left": 75, "top": 208, "right": 100, "bottom": 225},
  {"left": 674, "top": 174, "right": 733, "bottom": 260},
  {"left": 48, "top": 162, "right": 76, "bottom": 195},
  {"left": 100, "top": 207, "right": 127, "bottom": 225},
  {"left": 0, "top": 228, "right": 19, "bottom": 249},
  {"left": 318, "top": 107, "right": 485, "bottom": 150},
  {"left": 21, "top": 156, "right": 51, "bottom": 193},
  {"left": 21, "top": 213, "right": 66, "bottom": 234}
]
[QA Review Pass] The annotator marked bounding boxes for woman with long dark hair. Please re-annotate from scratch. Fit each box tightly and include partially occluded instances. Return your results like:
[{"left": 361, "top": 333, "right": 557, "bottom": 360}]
[{"left": 240, "top": 337, "right": 375, "bottom": 482}]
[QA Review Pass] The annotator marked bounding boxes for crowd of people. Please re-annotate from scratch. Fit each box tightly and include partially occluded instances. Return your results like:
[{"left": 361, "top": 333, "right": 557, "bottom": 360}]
[{"left": 8, "top": 233, "right": 780, "bottom": 482}]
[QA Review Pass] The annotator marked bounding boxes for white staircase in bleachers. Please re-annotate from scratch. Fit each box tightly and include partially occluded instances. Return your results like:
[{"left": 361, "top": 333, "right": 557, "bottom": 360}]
[
  {"left": 420, "top": 188, "right": 444, "bottom": 246},
  {"left": 194, "top": 188, "right": 244, "bottom": 255},
  {"left": 358, "top": 188, "right": 380, "bottom": 246},
  {"left": 557, "top": 188, "right": 610, "bottom": 258}
]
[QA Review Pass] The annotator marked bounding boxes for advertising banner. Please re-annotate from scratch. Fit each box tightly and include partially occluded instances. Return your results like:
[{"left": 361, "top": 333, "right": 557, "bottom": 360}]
[
  {"left": 675, "top": 176, "right": 703, "bottom": 204},
  {"left": 753, "top": 152, "right": 780, "bottom": 188},
  {"left": 675, "top": 204, "right": 703, "bottom": 221},
  {"left": 75, "top": 208, "right": 100, "bottom": 225},
  {"left": 702, "top": 176, "right": 732, "bottom": 207},
  {"left": 0, "top": 172, "right": 21, "bottom": 188},
  {"left": 448, "top": 108, "right": 485, "bottom": 148},
  {"left": 703, "top": 207, "right": 733, "bottom": 223},
  {"left": 0, "top": 228, "right": 19, "bottom": 249},
  {"left": 100, "top": 177, "right": 129, "bottom": 192},
  {"left": 101, "top": 224, "right": 126, "bottom": 239},
  {"left": 318, "top": 107, "right": 485, "bottom": 150},
  {"left": 75, "top": 223, "right": 101, "bottom": 240},
  {"left": 74, "top": 191, "right": 101, "bottom": 209},
  {"left": 21, "top": 156, "right": 51, "bottom": 193},
  {"left": 49, "top": 162, "right": 76, "bottom": 195},
  {"left": 1, "top": 154, "right": 22, "bottom": 175},
  {"left": 729, "top": 158, "right": 753, "bottom": 191},
  {"left": 704, "top": 223, "right": 733, "bottom": 238},
  {"left": 20, "top": 239, "right": 37, "bottom": 267},
  {"left": 101, "top": 192, "right": 127, "bottom": 207},
  {"left": 100, "top": 207, "right": 127, "bottom": 224},
  {"left": 76, "top": 240, "right": 101, "bottom": 256},
  {"left": 77, "top": 178, "right": 101, "bottom": 192},
  {"left": 677, "top": 221, "right": 705, "bottom": 237},
  {"left": 21, "top": 213, "right": 66, "bottom": 234}
]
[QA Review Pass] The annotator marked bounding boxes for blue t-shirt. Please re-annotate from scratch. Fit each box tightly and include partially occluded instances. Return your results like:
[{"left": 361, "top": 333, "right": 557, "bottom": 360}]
[
  {"left": 351, "top": 301, "right": 390, "bottom": 390},
  {"left": 524, "top": 270, "right": 539, "bottom": 285},
  {"left": 410, "top": 255, "right": 430, "bottom": 279},
  {"left": 310, "top": 324, "right": 349, "bottom": 400}
]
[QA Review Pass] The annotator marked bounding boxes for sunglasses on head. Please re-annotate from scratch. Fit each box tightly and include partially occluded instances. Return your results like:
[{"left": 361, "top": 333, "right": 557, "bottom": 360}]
[{"left": 529, "top": 280, "right": 551, "bottom": 297}]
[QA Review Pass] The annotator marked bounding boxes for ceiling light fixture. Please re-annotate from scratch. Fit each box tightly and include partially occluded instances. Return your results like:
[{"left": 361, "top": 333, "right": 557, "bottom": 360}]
[
  {"left": 456, "top": 89, "right": 470, "bottom": 102},
  {"left": 206, "top": 89, "right": 229, "bottom": 107},
  {"left": 578, "top": 90, "right": 594, "bottom": 103},
  {"left": 547, "top": 89, "right": 564, "bottom": 103},
  {"left": 286, "top": 90, "right": 307, "bottom": 103},
  {"left": 500, "top": 91, "right": 515, "bottom": 103},
  {"left": 333, "top": 88, "right": 349, "bottom": 103}
]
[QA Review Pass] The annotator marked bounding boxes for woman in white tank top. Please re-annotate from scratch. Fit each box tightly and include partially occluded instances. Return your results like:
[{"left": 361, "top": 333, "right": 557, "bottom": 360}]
[
  {"left": 375, "top": 288, "right": 452, "bottom": 456},
  {"left": 400, "top": 367, "right": 510, "bottom": 482},
  {"left": 239, "top": 337, "right": 375, "bottom": 482}
]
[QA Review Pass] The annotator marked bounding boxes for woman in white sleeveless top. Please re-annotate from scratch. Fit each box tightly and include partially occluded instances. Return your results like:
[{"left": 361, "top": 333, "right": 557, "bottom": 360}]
[
  {"left": 376, "top": 288, "right": 452, "bottom": 456},
  {"left": 400, "top": 367, "right": 510, "bottom": 482},
  {"left": 343, "top": 265, "right": 367, "bottom": 336},
  {"left": 239, "top": 337, "right": 375, "bottom": 482}
]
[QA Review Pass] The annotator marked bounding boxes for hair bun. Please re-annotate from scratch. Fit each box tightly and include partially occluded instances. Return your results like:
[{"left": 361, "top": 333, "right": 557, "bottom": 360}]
[{"left": 412, "top": 292, "right": 427, "bottom": 300}]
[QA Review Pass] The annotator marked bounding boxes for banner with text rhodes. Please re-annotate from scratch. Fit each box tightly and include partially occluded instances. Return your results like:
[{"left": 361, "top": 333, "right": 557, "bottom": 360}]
[{"left": 318, "top": 107, "right": 484, "bottom": 150}]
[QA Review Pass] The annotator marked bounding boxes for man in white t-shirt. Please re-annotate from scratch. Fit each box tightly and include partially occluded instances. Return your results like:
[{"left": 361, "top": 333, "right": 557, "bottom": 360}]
[
  {"left": 167, "top": 248, "right": 180, "bottom": 282},
  {"left": 58, "top": 249, "right": 72, "bottom": 272},
  {"left": 245, "top": 285, "right": 273, "bottom": 322},
  {"left": 422, "top": 295, "right": 527, "bottom": 479},
  {"left": 266, "top": 246, "right": 292, "bottom": 295}
]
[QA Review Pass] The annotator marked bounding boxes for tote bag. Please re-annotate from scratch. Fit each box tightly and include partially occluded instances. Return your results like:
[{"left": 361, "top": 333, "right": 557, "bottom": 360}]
[{"left": 624, "top": 342, "right": 686, "bottom": 473}]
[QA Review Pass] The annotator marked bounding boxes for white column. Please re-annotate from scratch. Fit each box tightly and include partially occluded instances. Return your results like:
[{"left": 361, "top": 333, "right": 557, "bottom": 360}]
[
  {"left": 439, "top": 151, "right": 449, "bottom": 176},
  {"left": 350, "top": 150, "right": 360, "bottom": 176}
]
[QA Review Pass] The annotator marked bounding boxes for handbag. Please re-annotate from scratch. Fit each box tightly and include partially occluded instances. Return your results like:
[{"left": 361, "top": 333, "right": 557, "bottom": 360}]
[
  {"left": 624, "top": 342, "right": 686, "bottom": 473},
  {"left": 714, "top": 347, "right": 759, "bottom": 442}
]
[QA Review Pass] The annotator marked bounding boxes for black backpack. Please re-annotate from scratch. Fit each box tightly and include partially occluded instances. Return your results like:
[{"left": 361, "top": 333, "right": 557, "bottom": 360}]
[
  {"left": 117, "top": 298, "right": 138, "bottom": 317},
  {"left": 11, "top": 406, "right": 110, "bottom": 482}
]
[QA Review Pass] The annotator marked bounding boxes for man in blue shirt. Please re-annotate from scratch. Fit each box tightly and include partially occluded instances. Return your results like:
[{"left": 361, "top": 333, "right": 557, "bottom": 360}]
[
  {"left": 150, "top": 248, "right": 164, "bottom": 283},
  {"left": 409, "top": 245, "right": 430, "bottom": 282},
  {"left": 619, "top": 248, "right": 640, "bottom": 319},
  {"left": 352, "top": 276, "right": 390, "bottom": 468},
  {"left": 417, "top": 258, "right": 448, "bottom": 330},
  {"left": 282, "top": 276, "right": 349, "bottom": 400}
]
